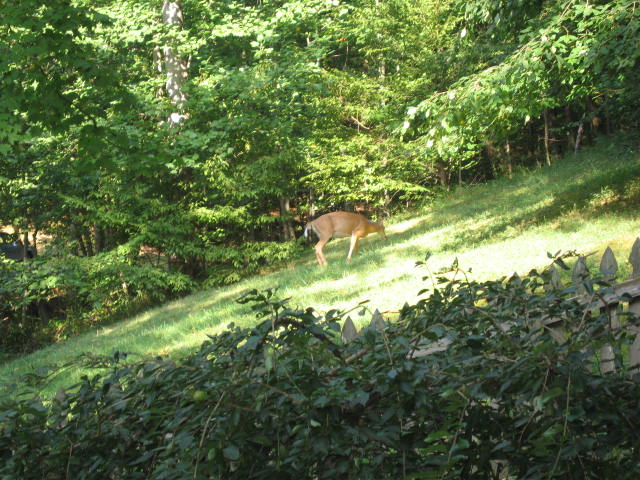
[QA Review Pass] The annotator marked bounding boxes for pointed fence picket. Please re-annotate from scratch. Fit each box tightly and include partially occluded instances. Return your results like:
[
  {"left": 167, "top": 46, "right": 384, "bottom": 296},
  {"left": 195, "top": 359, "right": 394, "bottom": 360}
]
[
  {"left": 340, "top": 309, "right": 386, "bottom": 343},
  {"left": 543, "top": 238, "right": 640, "bottom": 373},
  {"left": 341, "top": 238, "right": 640, "bottom": 375},
  {"left": 532, "top": 239, "right": 640, "bottom": 375}
]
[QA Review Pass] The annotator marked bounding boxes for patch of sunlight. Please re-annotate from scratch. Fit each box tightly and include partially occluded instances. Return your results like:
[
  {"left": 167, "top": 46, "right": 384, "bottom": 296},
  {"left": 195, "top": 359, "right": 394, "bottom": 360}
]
[
  {"left": 95, "top": 285, "right": 248, "bottom": 339},
  {"left": 310, "top": 273, "right": 359, "bottom": 296},
  {"left": 390, "top": 214, "right": 432, "bottom": 234},
  {"left": 522, "top": 195, "right": 557, "bottom": 215},
  {"left": 463, "top": 216, "right": 493, "bottom": 231},
  {"left": 161, "top": 334, "right": 204, "bottom": 357},
  {"left": 387, "top": 223, "right": 459, "bottom": 251}
]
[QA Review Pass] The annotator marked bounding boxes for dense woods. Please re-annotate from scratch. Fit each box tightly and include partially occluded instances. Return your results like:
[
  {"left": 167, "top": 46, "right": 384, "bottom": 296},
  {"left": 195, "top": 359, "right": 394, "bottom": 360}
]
[{"left": 1, "top": 0, "right": 639, "bottom": 352}]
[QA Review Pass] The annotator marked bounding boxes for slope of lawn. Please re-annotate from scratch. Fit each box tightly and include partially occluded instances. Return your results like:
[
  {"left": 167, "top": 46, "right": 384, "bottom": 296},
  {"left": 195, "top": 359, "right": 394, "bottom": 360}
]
[{"left": 2, "top": 133, "right": 640, "bottom": 398}]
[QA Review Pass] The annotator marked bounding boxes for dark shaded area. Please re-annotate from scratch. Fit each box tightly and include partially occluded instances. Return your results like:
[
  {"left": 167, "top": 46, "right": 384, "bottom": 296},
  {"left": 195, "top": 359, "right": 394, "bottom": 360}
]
[{"left": 0, "top": 241, "right": 35, "bottom": 261}]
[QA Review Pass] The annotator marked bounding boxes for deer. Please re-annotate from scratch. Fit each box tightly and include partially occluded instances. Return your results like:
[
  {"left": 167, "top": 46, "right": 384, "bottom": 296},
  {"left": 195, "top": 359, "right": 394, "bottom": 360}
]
[{"left": 303, "top": 211, "right": 387, "bottom": 266}]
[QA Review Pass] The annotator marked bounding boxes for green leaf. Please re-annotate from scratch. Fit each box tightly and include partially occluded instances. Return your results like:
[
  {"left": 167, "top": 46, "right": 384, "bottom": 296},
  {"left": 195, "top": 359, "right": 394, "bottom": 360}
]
[{"left": 223, "top": 445, "right": 241, "bottom": 461}]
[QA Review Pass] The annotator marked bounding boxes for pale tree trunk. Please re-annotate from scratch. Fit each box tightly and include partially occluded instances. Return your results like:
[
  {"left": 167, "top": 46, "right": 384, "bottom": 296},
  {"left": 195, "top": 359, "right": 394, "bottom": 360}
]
[
  {"left": 308, "top": 188, "right": 317, "bottom": 219},
  {"left": 543, "top": 109, "right": 551, "bottom": 166},
  {"left": 574, "top": 116, "right": 585, "bottom": 153},
  {"left": 157, "top": 1, "right": 188, "bottom": 126},
  {"left": 503, "top": 139, "right": 513, "bottom": 177},
  {"left": 375, "top": 0, "right": 386, "bottom": 91},
  {"left": 436, "top": 160, "right": 449, "bottom": 190}
]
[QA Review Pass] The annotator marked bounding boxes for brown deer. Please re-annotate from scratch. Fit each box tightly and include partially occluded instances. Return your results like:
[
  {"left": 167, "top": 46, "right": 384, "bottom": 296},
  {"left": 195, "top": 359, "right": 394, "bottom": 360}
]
[{"left": 304, "top": 212, "right": 387, "bottom": 266}]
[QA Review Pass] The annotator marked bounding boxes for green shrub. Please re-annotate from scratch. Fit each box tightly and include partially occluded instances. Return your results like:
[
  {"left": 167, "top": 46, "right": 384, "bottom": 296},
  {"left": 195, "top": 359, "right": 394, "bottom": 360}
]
[
  {"left": 0, "top": 236, "right": 302, "bottom": 355},
  {"left": 0, "top": 250, "right": 195, "bottom": 354},
  {"left": 203, "top": 240, "right": 305, "bottom": 286},
  {"left": 1, "top": 265, "right": 639, "bottom": 479}
]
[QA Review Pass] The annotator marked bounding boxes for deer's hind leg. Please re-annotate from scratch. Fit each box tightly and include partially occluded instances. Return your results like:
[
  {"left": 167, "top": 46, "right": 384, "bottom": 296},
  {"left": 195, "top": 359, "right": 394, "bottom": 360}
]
[{"left": 314, "top": 238, "right": 329, "bottom": 266}]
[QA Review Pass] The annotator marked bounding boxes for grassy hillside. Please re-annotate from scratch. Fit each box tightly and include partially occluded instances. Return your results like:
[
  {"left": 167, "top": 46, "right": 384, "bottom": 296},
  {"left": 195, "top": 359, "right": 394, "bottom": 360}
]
[{"left": 2, "top": 133, "right": 639, "bottom": 398}]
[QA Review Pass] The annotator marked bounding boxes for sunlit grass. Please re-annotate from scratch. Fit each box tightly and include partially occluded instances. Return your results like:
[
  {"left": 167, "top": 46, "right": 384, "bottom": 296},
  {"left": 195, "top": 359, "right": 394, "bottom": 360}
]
[{"left": 2, "top": 134, "right": 640, "bottom": 398}]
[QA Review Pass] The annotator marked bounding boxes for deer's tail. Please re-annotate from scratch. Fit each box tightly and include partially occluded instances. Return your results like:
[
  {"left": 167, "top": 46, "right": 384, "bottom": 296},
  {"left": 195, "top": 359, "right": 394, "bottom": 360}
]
[{"left": 303, "top": 222, "right": 314, "bottom": 240}]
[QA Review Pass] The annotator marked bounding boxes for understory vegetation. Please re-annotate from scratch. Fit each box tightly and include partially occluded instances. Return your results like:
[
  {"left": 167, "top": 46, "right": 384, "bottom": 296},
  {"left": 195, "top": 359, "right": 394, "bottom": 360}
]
[{"left": 2, "top": 266, "right": 640, "bottom": 479}]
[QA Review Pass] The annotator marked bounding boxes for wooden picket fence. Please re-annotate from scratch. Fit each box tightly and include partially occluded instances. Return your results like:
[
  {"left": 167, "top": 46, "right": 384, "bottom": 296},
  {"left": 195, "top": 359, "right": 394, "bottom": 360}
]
[
  {"left": 341, "top": 238, "right": 640, "bottom": 374},
  {"left": 544, "top": 237, "right": 640, "bottom": 373},
  {"left": 340, "top": 308, "right": 386, "bottom": 342}
]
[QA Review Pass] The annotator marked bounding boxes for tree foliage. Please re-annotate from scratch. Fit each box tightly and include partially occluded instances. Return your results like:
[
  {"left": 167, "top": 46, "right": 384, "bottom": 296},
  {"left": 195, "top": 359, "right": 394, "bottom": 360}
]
[
  {"left": 403, "top": 0, "right": 640, "bottom": 178},
  {"left": 1, "top": 0, "right": 639, "bottom": 351}
]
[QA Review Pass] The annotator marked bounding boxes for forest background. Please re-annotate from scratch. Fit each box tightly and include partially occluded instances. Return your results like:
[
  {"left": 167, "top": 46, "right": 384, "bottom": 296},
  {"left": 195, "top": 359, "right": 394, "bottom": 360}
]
[{"left": 1, "top": 0, "right": 639, "bottom": 355}]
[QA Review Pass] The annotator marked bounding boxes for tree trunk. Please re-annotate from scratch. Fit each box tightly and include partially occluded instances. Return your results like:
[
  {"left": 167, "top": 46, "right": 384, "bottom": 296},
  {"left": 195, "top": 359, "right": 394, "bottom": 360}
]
[
  {"left": 160, "top": 1, "right": 188, "bottom": 127},
  {"left": 436, "top": 160, "right": 449, "bottom": 190},
  {"left": 20, "top": 231, "right": 29, "bottom": 261},
  {"left": 278, "top": 196, "right": 296, "bottom": 241},
  {"left": 383, "top": 190, "right": 391, "bottom": 218},
  {"left": 92, "top": 226, "right": 105, "bottom": 253},
  {"left": 486, "top": 140, "right": 498, "bottom": 177},
  {"left": 564, "top": 105, "right": 574, "bottom": 151},
  {"left": 543, "top": 109, "right": 551, "bottom": 166},
  {"left": 32, "top": 230, "right": 38, "bottom": 257},
  {"left": 308, "top": 188, "right": 317, "bottom": 220},
  {"left": 503, "top": 139, "right": 513, "bottom": 177},
  {"left": 84, "top": 233, "right": 95, "bottom": 257},
  {"left": 574, "top": 118, "right": 585, "bottom": 153}
]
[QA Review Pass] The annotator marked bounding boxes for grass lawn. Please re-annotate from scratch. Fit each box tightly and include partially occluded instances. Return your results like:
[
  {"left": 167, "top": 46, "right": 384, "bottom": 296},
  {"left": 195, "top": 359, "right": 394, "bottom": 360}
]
[{"left": 1, "top": 134, "right": 639, "bottom": 398}]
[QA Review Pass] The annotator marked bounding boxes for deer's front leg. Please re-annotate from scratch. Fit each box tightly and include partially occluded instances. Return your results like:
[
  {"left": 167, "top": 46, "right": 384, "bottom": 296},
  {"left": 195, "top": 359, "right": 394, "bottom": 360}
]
[{"left": 347, "top": 235, "right": 360, "bottom": 262}]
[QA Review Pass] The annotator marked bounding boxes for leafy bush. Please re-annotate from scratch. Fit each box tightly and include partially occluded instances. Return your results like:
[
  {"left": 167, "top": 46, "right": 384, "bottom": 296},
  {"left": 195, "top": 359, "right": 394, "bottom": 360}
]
[
  {"left": 0, "top": 233, "right": 304, "bottom": 355},
  {"left": 203, "top": 240, "right": 306, "bottom": 286},
  {"left": 1, "top": 264, "right": 639, "bottom": 479},
  {"left": 0, "top": 250, "right": 195, "bottom": 355}
]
